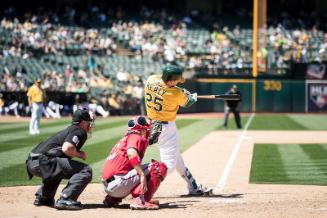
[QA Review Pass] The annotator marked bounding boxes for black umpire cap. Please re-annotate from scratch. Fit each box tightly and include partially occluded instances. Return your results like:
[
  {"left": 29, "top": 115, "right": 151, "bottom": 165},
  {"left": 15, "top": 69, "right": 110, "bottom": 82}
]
[{"left": 72, "top": 108, "right": 92, "bottom": 124}]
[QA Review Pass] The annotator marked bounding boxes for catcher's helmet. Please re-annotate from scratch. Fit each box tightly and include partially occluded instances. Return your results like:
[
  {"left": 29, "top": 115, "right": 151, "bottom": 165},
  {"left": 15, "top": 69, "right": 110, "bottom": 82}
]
[
  {"left": 128, "top": 116, "right": 151, "bottom": 131},
  {"left": 161, "top": 65, "right": 185, "bottom": 83}
]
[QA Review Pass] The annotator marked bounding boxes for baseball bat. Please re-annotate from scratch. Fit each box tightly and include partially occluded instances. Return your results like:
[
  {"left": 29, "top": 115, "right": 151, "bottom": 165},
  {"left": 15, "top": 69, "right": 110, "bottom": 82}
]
[{"left": 197, "top": 94, "right": 240, "bottom": 100}]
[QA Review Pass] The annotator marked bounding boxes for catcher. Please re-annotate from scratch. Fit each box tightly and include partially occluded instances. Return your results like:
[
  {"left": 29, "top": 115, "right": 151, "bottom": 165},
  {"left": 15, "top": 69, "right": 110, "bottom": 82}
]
[{"left": 101, "top": 116, "right": 167, "bottom": 210}]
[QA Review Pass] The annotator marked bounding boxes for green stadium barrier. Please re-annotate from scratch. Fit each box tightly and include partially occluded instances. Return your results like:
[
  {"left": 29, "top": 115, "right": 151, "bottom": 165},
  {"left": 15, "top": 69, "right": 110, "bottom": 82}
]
[
  {"left": 181, "top": 78, "right": 306, "bottom": 112},
  {"left": 256, "top": 79, "right": 305, "bottom": 112}
]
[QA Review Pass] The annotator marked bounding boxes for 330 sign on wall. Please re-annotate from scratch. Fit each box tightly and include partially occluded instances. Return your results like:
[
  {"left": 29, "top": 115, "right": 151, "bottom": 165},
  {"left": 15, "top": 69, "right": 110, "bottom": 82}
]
[{"left": 263, "top": 80, "right": 282, "bottom": 91}]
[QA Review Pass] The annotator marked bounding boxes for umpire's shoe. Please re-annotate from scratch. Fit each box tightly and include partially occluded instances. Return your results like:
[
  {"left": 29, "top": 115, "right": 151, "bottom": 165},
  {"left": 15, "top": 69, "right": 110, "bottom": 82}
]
[
  {"left": 34, "top": 195, "right": 55, "bottom": 207},
  {"left": 55, "top": 197, "right": 82, "bottom": 210}
]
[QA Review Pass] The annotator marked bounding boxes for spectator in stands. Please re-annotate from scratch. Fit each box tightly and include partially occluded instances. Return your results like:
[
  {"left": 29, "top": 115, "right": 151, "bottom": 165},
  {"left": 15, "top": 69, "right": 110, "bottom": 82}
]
[
  {"left": 3, "top": 96, "right": 21, "bottom": 117},
  {"left": 73, "top": 94, "right": 88, "bottom": 113},
  {"left": 107, "top": 93, "right": 122, "bottom": 115},
  {"left": 88, "top": 98, "right": 110, "bottom": 118},
  {"left": 44, "top": 100, "right": 63, "bottom": 119},
  {"left": 133, "top": 80, "right": 145, "bottom": 115},
  {"left": 0, "top": 93, "right": 5, "bottom": 115},
  {"left": 2, "top": 4, "right": 327, "bottom": 103}
]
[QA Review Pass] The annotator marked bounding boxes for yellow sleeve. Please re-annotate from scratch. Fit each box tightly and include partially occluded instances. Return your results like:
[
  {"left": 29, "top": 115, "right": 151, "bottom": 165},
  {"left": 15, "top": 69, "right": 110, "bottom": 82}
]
[
  {"left": 178, "top": 89, "right": 188, "bottom": 106},
  {"left": 27, "top": 87, "right": 33, "bottom": 97}
]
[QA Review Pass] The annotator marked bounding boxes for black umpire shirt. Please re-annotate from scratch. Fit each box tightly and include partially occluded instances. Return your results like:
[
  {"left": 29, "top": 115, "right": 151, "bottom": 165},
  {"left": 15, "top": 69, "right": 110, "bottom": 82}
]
[
  {"left": 32, "top": 125, "right": 87, "bottom": 158},
  {"left": 225, "top": 90, "right": 241, "bottom": 109}
]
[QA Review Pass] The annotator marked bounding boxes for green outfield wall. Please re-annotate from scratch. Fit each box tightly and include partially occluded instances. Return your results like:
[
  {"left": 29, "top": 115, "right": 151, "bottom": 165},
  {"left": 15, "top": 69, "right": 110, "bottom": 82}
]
[{"left": 181, "top": 78, "right": 306, "bottom": 112}]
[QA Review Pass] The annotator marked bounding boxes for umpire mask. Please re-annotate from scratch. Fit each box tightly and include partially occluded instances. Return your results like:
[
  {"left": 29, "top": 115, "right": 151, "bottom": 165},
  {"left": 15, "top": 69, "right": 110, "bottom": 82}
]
[{"left": 87, "top": 111, "right": 96, "bottom": 138}]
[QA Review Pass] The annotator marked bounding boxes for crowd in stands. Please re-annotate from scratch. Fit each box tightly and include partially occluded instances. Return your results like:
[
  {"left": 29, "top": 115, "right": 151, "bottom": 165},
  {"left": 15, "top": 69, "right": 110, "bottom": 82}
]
[
  {"left": 1, "top": 17, "right": 117, "bottom": 57},
  {"left": 1, "top": 5, "right": 327, "bottom": 116}
]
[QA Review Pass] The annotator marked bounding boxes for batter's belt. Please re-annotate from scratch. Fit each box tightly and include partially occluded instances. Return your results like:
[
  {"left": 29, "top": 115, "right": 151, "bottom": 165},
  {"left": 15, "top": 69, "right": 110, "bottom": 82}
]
[{"left": 149, "top": 119, "right": 168, "bottom": 124}]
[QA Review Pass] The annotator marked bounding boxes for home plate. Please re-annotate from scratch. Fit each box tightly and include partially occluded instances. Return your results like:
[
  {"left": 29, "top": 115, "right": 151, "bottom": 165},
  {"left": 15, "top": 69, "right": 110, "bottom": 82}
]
[{"left": 210, "top": 198, "right": 243, "bottom": 204}]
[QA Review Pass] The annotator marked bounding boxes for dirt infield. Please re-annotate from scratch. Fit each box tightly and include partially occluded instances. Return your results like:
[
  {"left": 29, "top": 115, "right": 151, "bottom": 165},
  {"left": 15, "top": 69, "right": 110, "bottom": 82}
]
[{"left": 1, "top": 129, "right": 327, "bottom": 217}]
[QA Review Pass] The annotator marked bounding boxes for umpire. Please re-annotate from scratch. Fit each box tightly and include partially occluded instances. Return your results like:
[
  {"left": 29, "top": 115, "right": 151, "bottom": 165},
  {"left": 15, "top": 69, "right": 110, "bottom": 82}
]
[
  {"left": 223, "top": 85, "right": 242, "bottom": 129},
  {"left": 26, "top": 108, "right": 95, "bottom": 210}
]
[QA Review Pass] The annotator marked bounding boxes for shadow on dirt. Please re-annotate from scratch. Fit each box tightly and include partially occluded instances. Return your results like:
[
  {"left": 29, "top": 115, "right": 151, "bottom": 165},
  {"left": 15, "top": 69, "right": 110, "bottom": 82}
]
[
  {"left": 159, "top": 200, "right": 196, "bottom": 209},
  {"left": 82, "top": 203, "right": 109, "bottom": 209},
  {"left": 82, "top": 194, "right": 243, "bottom": 210},
  {"left": 179, "top": 193, "right": 244, "bottom": 198},
  {"left": 82, "top": 200, "right": 199, "bottom": 210}
]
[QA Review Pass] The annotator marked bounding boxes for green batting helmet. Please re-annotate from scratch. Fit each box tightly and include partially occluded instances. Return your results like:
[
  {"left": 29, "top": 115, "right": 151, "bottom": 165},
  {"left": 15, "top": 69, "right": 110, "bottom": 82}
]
[{"left": 161, "top": 65, "right": 185, "bottom": 83}]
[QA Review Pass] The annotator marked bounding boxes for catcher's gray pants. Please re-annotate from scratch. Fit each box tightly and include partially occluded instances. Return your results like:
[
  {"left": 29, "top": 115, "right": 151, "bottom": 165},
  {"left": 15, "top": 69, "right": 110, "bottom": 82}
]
[
  {"left": 102, "top": 163, "right": 151, "bottom": 198},
  {"left": 27, "top": 156, "right": 92, "bottom": 201}
]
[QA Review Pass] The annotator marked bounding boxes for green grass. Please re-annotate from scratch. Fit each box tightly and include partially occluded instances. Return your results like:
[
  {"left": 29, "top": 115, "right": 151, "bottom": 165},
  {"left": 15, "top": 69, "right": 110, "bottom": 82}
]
[
  {"left": 216, "top": 115, "right": 249, "bottom": 130},
  {"left": 215, "top": 113, "right": 327, "bottom": 130},
  {"left": 250, "top": 144, "right": 289, "bottom": 183},
  {"left": 249, "top": 115, "right": 307, "bottom": 130},
  {"left": 0, "top": 117, "right": 218, "bottom": 186},
  {"left": 1, "top": 113, "right": 327, "bottom": 187},
  {"left": 248, "top": 114, "right": 327, "bottom": 130},
  {"left": 250, "top": 143, "right": 327, "bottom": 185}
]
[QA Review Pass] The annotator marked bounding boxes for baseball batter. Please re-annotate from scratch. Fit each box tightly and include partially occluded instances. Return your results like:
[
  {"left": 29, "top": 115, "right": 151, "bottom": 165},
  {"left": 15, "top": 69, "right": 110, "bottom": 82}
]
[
  {"left": 144, "top": 65, "right": 210, "bottom": 196},
  {"left": 101, "top": 116, "right": 167, "bottom": 210}
]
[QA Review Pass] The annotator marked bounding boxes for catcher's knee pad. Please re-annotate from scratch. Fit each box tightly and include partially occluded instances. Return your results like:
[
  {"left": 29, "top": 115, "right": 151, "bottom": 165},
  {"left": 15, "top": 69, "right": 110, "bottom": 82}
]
[
  {"left": 150, "top": 159, "right": 167, "bottom": 181},
  {"left": 143, "top": 160, "right": 167, "bottom": 201},
  {"left": 131, "top": 160, "right": 167, "bottom": 201}
]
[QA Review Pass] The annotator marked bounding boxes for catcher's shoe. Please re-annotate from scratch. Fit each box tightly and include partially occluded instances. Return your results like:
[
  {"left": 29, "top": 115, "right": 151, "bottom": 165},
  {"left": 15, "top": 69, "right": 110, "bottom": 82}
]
[
  {"left": 33, "top": 196, "right": 54, "bottom": 207},
  {"left": 103, "top": 195, "right": 122, "bottom": 207},
  {"left": 55, "top": 197, "right": 82, "bottom": 210},
  {"left": 130, "top": 197, "right": 159, "bottom": 210},
  {"left": 188, "top": 185, "right": 213, "bottom": 197}
]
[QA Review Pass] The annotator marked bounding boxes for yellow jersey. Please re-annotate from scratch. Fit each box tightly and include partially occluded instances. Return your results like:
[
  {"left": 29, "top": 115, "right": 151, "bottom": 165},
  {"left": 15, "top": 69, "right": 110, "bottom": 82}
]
[
  {"left": 27, "top": 84, "right": 45, "bottom": 103},
  {"left": 144, "top": 74, "right": 188, "bottom": 121}
]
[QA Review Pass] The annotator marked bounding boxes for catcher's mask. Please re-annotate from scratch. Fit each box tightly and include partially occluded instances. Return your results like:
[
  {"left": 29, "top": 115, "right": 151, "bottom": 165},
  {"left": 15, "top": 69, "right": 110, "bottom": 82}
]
[{"left": 128, "top": 116, "right": 151, "bottom": 132}]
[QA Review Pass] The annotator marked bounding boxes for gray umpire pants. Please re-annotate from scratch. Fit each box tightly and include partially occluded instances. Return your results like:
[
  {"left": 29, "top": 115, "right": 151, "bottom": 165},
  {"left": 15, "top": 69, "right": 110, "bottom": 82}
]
[
  {"left": 102, "top": 163, "right": 151, "bottom": 198},
  {"left": 27, "top": 155, "right": 92, "bottom": 201}
]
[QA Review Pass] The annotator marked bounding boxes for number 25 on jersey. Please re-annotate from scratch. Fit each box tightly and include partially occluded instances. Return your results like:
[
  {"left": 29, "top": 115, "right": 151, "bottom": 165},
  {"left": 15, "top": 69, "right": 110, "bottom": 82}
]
[{"left": 145, "top": 93, "right": 163, "bottom": 111}]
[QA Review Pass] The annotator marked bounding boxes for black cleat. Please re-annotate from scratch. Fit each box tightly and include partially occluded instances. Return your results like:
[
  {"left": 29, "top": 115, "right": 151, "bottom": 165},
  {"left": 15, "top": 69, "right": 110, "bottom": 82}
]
[
  {"left": 103, "top": 195, "right": 122, "bottom": 208},
  {"left": 33, "top": 196, "right": 54, "bottom": 207},
  {"left": 55, "top": 198, "right": 82, "bottom": 210}
]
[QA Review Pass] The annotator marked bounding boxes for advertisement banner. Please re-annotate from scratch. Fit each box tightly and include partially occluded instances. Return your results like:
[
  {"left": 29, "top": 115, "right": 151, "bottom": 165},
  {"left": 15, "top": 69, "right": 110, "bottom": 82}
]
[
  {"left": 306, "top": 81, "right": 327, "bottom": 112},
  {"left": 306, "top": 63, "right": 326, "bottom": 80}
]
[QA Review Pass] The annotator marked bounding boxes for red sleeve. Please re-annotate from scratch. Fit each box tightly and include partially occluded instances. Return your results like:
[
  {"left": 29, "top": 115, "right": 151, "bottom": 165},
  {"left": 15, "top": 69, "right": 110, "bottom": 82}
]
[{"left": 126, "top": 134, "right": 144, "bottom": 153}]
